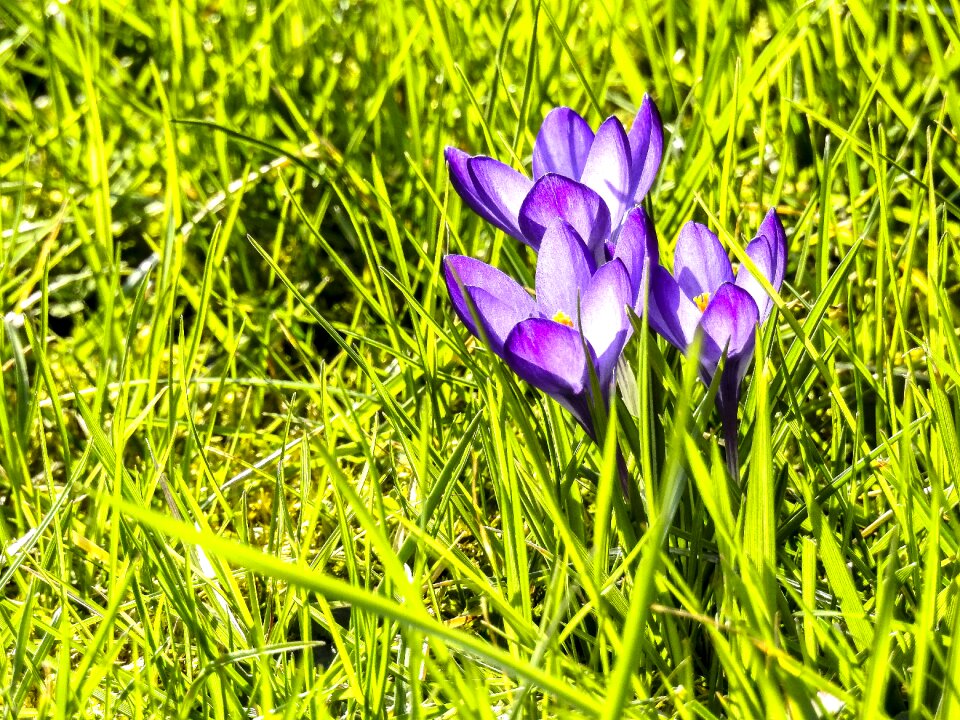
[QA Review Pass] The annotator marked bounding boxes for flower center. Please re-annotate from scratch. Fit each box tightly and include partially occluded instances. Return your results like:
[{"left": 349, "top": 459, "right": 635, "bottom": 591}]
[
  {"left": 693, "top": 292, "right": 711, "bottom": 313},
  {"left": 552, "top": 310, "right": 575, "bottom": 328}
]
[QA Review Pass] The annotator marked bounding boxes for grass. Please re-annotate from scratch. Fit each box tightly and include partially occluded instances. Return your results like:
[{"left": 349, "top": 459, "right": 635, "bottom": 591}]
[{"left": 1, "top": 0, "right": 959, "bottom": 717}]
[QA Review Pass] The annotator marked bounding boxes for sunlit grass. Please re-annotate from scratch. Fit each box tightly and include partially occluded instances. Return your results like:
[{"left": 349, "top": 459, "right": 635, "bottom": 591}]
[{"left": 1, "top": 0, "right": 958, "bottom": 717}]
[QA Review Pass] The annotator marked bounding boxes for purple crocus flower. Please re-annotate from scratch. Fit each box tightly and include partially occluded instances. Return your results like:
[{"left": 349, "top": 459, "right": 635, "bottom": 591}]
[
  {"left": 646, "top": 209, "right": 787, "bottom": 476},
  {"left": 445, "top": 97, "right": 663, "bottom": 261},
  {"left": 444, "top": 219, "right": 642, "bottom": 439}
]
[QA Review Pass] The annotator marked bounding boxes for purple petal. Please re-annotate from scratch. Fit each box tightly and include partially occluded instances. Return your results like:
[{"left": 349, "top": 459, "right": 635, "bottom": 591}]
[
  {"left": 503, "top": 318, "right": 593, "bottom": 398},
  {"left": 531, "top": 107, "right": 595, "bottom": 180},
  {"left": 579, "top": 116, "right": 632, "bottom": 230},
  {"left": 734, "top": 235, "right": 776, "bottom": 322},
  {"left": 697, "top": 283, "right": 760, "bottom": 373},
  {"left": 734, "top": 209, "right": 787, "bottom": 322},
  {"left": 603, "top": 240, "right": 616, "bottom": 262},
  {"left": 535, "top": 221, "right": 596, "bottom": 320},
  {"left": 444, "top": 255, "right": 537, "bottom": 354},
  {"left": 673, "top": 222, "right": 734, "bottom": 301},
  {"left": 646, "top": 265, "right": 701, "bottom": 352},
  {"left": 518, "top": 174, "right": 612, "bottom": 256},
  {"left": 614, "top": 206, "right": 659, "bottom": 305},
  {"left": 627, "top": 95, "right": 664, "bottom": 203},
  {"left": 465, "top": 287, "right": 536, "bottom": 356},
  {"left": 447, "top": 153, "right": 531, "bottom": 243},
  {"left": 446, "top": 148, "right": 519, "bottom": 238},
  {"left": 580, "top": 259, "right": 633, "bottom": 387},
  {"left": 757, "top": 207, "right": 787, "bottom": 290},
  {"left": 446, "top": 147, "right": 492, "bottom": 222}
]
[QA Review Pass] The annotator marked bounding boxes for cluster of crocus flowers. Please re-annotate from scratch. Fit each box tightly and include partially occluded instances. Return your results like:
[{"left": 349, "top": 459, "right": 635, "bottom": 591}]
[
  {"left": 442, "top": 98, "right": 786, "bottom": 477},
  {"left": 445, "top": 209, "right": 657, "bottom": 439},
  {"left": 443, "top": 100, "right": 663, "bottom": 441}
]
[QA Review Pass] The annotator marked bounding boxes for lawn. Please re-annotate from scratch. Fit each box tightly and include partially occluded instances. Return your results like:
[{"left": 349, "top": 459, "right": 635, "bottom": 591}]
[{"left": 1, "top": 0, "right": 959, "bottom": 717}]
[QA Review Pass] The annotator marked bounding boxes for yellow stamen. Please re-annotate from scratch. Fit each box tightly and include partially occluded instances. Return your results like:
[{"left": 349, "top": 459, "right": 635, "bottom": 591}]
[
  {"left": 552, "top": 310, "right": 575, "bottom": 327},
  {"left": 693, "top": 292, "right": 711, "bottom": 313}
]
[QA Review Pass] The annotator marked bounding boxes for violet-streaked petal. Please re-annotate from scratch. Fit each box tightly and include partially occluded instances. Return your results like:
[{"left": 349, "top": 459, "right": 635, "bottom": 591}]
[
  {"left": 646, "top": 265, "right": 701, "bottom": 352},
  {"left": 579, "top": 116, "right": 632, "bottom": 230},
  {"left": 462, "top": 156, "right": 533, "bottom": 243},
  {"left": 627, "top": 95, "right": 664, "bottom": 203},
  {"left": 531, "top": 107, "right": 595, "bottom": 180},
  {"left": 735, "top": 234, "right": 777, "bottom": 322},
  {"left": 674, "top": 222, "right": 734, "bottom": 301},
  {"left": 503, "top": 318, "right": 592, "bottom": 398},
  {"left": 581, "top": 259, "right": 633, "bottom": 387},
  {"left": 446, "top": 147, "right": 497, "bottom": 225},
  {"left": 756, "top": 207, "right": 787, "bottom": 290},
  {"left": 697, "top": 283, "right": 760, "bottom": 373},
  {"left": 464, "top": 287, "right": 538, "bottom": 356},
  {"left": 604, "top": 240, "right": 616, "bottom": 262},
  {"left": 614, "top": 206, "right": 659, "bottom": 304},
  {"left": 444, "top": 255, "right": 537, "bottom": 350},
  {"left": 734, "top": 209, "right": 787, "bottom": 322},
  {"left": 535, "top": 221, "right": 595, "bottom": 319},
  {"left": 518, "top": 174, "right": 612, "bottom": 255}
]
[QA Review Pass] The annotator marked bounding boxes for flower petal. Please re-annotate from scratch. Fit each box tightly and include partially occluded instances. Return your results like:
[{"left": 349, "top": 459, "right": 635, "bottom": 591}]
[
  {"left": 673, "top": 221, "right": 734, "bottom": 301},
  {"left": 579, "top": 116, "right": 632, "bottom": 230},
  {"left": 503, "top": 318, "right": 592, "bottom": 398},
  {"left": 447, "top": 153, "right": 531, "bottom": 243},
  {"left": 446, "top": 148, "right": 520, "bottom": 239},
  {"left": 535, "top": 221, "right": 596, "bottom": 319},
  {"left": 464, "top": 287, "right": 533, "bottom": 356},
  {"left": 531, "top": 107, "right": 595, "bottom": 180},
  {"left": 581, "top": 259, "right": 633, "bottom": 387},
  {"left": 734, "top": 209, "right": 787, "bottom": 321},
  {"left": 646, "top": 265, "right": 701, "bottom": 352},
  {"left": 446, "top": 147, "right": 489, "bottom": 218},
  {"left": 697, "top": 283, "right": 759, "bottom": 373},
  {"left": 444, "top": 255, "right": 537, "bottom": 354},
  {"left": 614, "top": 206, "right": 659, "bottom": 305},
  {"left": 627, "top": 95, "right": 664, "bottom": 203},
  {"left": 735, "top": 234, "right": 776, "bottom": 322},
  {"left": 518, "top": 174, "right": 612, "bottom": 256},
  {"left": 758, "top": 207, "right": 787, "bottom": 288}
]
